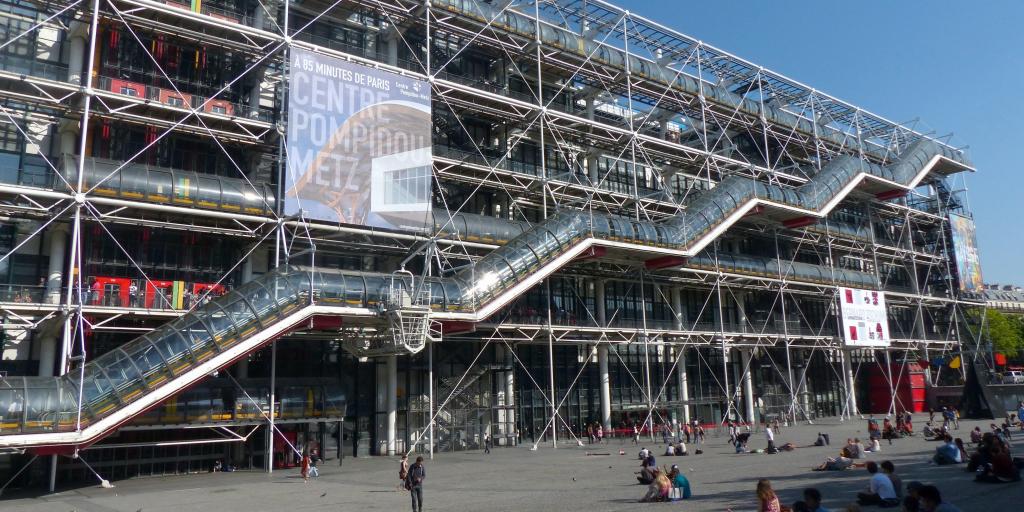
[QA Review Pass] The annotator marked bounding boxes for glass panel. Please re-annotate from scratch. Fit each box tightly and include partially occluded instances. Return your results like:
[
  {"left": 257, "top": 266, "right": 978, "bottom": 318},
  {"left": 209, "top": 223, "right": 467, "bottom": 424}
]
[
  {"left": 221, "top": 179, "right": 244, "bottom": 210},
  {"left": 150, "top": 329, "right": 193, "bottom": 374},
  {"left": 148, "top": 170, "right": 172, "bottom": 201},
  {"left": 22, "top": 380, "right": 60, "bottom": 432},
  {"left": 196, "top": 176, "right": 221, "bottom": 208},
  {"left": 221, "top": 294, "right": 260, "bottom": 339},
  {"left": 324, "top": 385, "right": 345, "bottom": 417},
  {"left": 364, "top": 275, "right": 387, "bottom": 308},
  {"left": 120, "top": 166, "right": 147, "bottom": 198},
  {"left": 125, "top": 337, "right": 170, "bottom": 387},
  {"left": 180, "top": 318, "right": 218, "bottom": 361},
  {"left": 80, "top": 365, "right": 116, "bottom": 411},
  {"left": 204, "top": 303, "right": 238, "bottom": 345},
  {"left": 173, "top": 171, "right": 198, "bottom": 204},
  {"left": 504, "top": 241, "right": 540, "bottom": 275},
  {"left": 0, "top": 381, "right": 24, "bottom": 433},
  {"left": 240, "top": 280, "right": 279, "bottom": 318},
  {"left": 343, "top": 275, "right": 365, "bottom": 306}
]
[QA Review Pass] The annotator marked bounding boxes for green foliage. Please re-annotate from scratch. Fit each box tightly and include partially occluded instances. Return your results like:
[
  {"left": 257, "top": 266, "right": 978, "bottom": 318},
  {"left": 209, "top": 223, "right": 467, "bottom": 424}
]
[{"left": 984, "top": 309, "right": 1023, "bottom": 357}]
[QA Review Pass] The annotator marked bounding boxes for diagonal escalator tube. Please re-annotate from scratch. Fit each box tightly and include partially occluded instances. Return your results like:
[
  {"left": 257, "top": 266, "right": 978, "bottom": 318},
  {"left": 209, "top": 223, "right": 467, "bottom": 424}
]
[{"left": 0, "top": 140, "right": 967, "bottom": 447}]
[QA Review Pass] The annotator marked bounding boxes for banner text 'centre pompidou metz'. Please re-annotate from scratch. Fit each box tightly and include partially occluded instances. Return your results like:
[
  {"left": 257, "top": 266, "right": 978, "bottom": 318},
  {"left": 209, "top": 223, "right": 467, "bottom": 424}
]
[{"left": 286, "top": 48, "right": 432, "bottom": 232}]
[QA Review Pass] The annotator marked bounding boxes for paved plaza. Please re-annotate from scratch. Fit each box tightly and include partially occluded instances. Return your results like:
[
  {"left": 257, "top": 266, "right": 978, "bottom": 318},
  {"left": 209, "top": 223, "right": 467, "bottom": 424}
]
[{"left": 4, "top": 418, "right": 1020, "bottom": 511}]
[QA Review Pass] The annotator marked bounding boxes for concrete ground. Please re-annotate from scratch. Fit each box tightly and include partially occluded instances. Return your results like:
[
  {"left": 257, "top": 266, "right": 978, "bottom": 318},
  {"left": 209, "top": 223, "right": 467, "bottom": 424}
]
[{"left": 3, "top": 417, "right": 1020, "bottom": 511}]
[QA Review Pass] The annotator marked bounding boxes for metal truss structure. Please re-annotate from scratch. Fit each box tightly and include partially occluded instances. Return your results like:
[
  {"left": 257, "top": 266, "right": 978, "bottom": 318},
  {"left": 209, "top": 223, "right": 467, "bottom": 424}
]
[{"left": 0, "top": 0, "right": 992, "bottom": 492}]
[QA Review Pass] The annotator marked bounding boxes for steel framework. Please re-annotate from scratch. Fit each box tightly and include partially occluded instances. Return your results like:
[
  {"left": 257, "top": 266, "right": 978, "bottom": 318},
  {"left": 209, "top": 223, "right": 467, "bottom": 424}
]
[{"left": 0, "top": 0, "right": 989, "bottom": 491}]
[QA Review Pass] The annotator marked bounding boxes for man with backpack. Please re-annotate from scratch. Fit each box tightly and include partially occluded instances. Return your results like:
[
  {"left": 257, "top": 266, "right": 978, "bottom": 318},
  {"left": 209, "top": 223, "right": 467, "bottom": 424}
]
[{"left": 405, "top": 456, "right": 426, "bottom": 512}]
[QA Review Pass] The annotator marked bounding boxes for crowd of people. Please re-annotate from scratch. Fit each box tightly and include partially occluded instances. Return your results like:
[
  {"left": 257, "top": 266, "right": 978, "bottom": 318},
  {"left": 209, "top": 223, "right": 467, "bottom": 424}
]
[{"left": 386, "top": 405, "right": 1024, "bottom": 511}]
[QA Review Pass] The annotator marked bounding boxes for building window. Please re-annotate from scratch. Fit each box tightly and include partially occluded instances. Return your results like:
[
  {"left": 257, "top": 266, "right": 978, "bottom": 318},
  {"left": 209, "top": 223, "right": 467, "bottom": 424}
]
[{"left": 120, "top": 86, "right": 139, "bottom": 97}]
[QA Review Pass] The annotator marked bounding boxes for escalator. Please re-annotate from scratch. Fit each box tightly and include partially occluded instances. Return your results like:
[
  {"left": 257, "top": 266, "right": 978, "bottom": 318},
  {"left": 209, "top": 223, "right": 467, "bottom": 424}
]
[{"left": 0, "top": 140, "right": 970, "bottom": 450}]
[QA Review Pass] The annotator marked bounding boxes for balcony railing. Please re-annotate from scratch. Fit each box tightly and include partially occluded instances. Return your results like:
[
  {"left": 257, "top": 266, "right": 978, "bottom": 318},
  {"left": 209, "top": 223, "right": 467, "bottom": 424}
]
[
  {"left": 0, "top": 56, "right": 68, "bottom": 82},
  {"left": 96, "top": 75, "right": 275, "bottom": 123}
]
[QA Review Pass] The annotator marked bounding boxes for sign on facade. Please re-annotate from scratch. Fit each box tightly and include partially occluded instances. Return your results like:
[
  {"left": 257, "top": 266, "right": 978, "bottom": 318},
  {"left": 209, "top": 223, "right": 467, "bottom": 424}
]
[
  {"left": 285, "top": 48, "right": 432, "bottom": 231},
  {"left": 948, "top": 212, "right": 984, "bottom": 293},
  {"left": 838, "top": 287, "right": 891, "bottom": 347}
]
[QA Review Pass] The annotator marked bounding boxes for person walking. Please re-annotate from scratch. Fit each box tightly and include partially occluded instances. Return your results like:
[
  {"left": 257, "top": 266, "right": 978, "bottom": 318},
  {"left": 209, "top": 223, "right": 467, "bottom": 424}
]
[
  {"left": 405, "top": 456, "right": 426, "bottom": 512},
  {"left": 398, "top": 454, "right": 409, "bottom": 491},
  {"left": 765, "top": 425, "right": 776, "bottom": 453},
  {"left": 300, "top": 450, "right": 311, "bottom": 483},
  {"left": 484, "top": 432, "right": 492, "bottom": 454}
]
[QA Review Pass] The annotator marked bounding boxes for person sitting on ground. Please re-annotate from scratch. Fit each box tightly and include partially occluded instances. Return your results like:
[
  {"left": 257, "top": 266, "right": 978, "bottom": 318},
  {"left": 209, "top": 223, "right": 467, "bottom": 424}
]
[
  {"left": 967, "top": 432, "right": 998, "bottom": 471},
  {"left": 639, "top": 468, "right": 670, "bottom": 502},
  {"left": 736, "top": 438, "right": 749, "bottom": 454},
  {"left": 970, "top": 427, "right": 983, "bottom": 445},
  {"left": 636, "top": 462, "right": 655, "bottom": 485},
  {"left": 883, "top": 419, "right": 898, "bottom": 444},
  {"left": 922, "top": 422, "right": 937, "bottom": 440},
  {"left": 675, "top": 440, "right": 688, "bottom": 456},
  {"left": 917, "top": 484, "right": 962, "bottom": 512},
  {"left": 792, "top": 487, "right": 829, "bottom": 512},
  {"left": 756, "top": 478, "right": 782, "bottom": 512},
  {"left": 902, "top": 481, "right": 923, "bottom": 512},
  {"left": 667, "top": 464, "right": 692, "bottom": 500},
  {"left": 847, "top": 438, "right": 865, "bottom": 459},
  {"left": 868, "top": 418, "right": 882, "bottom": 441},
  {"left": 638, "top": 447, "right": 649, "bottom": 460},
  {"left": 933, "top": 434, "right": 962, "bottom": 465},
  {"left": 975, "top": 439, "right": 1021, "bottom": 483},
  {"left": 881, "top": 461, "right": 902, "bottom": 500},
  {"left": 813, "top": 455, "right": 853, "bottom": 471},
  {"left": 954, "top": 438, "right": 968, "bottom": 463},
  {"left": 814, "top": 432, "right": 828, "bottom": 447},
  {"left": 664, "top": 443, "right": 675, "bottom": 456},
  {"left": 856, "top": 461, "right": 900, "bottom": 507},
  {"left": 840, "top": 438, "right": 854, "bottom": 458},
  {"left": 865, "top": 437, "right": 882, "bottom": 453},
  {"left": 645, "top": 453, "right": 656, "bottom": 469}
]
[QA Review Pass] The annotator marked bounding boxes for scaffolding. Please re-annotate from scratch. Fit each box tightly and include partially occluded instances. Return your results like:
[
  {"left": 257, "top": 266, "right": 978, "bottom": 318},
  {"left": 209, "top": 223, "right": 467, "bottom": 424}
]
[{"left": 0, "top": 0, "right": 995, "bottom": 491}]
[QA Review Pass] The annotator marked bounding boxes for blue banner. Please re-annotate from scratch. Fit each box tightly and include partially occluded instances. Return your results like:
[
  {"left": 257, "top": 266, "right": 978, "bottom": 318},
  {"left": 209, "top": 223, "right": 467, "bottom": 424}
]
[{"left": 286, "top": 48, "right": 432, "bottom": 231}]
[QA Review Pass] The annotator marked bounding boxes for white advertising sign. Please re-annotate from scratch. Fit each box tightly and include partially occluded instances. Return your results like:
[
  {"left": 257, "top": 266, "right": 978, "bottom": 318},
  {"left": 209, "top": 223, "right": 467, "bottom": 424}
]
[{"left": 838, "top": 287, "right": 890, "bottom": 347}]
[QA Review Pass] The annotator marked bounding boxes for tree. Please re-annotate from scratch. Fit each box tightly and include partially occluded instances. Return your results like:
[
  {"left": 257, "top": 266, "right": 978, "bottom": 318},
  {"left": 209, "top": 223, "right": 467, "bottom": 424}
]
[{"left": 984, "top": 309, "right": 1023, "bottom": 357}]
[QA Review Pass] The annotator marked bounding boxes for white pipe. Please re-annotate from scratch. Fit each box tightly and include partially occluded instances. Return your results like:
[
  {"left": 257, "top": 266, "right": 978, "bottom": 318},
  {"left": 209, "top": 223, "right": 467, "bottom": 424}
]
[{"left": 386, "top": 354, "right": 398, "bottom": 456}]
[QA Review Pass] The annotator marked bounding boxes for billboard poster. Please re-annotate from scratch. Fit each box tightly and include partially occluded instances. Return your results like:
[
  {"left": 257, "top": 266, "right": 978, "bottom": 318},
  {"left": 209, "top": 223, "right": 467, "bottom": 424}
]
[
  {"left": 948, "top": 213, "right": 983, "bottom": 292},
  {"left": 838, "top": 287, "right": 890, "bottom": 347},
  {"left": 286, "top": 48, "right": 432, "bottom": 231}
]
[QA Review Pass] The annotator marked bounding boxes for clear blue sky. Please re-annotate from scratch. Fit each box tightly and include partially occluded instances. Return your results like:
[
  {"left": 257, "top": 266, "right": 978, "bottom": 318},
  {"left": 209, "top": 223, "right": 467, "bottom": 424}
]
[{"left": 618, "top": 1, "right": 1023, "bottom": 284}]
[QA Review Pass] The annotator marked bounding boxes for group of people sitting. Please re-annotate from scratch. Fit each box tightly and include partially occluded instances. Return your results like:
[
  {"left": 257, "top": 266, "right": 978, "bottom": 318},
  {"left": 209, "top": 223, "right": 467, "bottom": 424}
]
[
  {"left": 965, "top": 430, "right": 1021, "bottom": 483},
  {"left": 660, "top": 440, "right": 697, "bottom": 456},
  {"left": 929, "top": 426, "right": 1021, "bottom": 482},
  {"left": 867, "top": 416, "right": 912, "bottom": 448},
  {"left": 812, "top": 437, "right": 887, "bottom": 471},
  {"left": 634, "top": 447, "right": 692, "bottom": 502},
  {"left": 637, "top": 464, "right": 692, "bottom": 503}
]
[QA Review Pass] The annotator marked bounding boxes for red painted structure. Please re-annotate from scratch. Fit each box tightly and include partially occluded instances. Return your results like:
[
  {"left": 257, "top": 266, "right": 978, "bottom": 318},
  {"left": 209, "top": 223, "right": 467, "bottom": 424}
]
[{"left": 865, "top": 362, "right": 927, "bottom": 413}]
